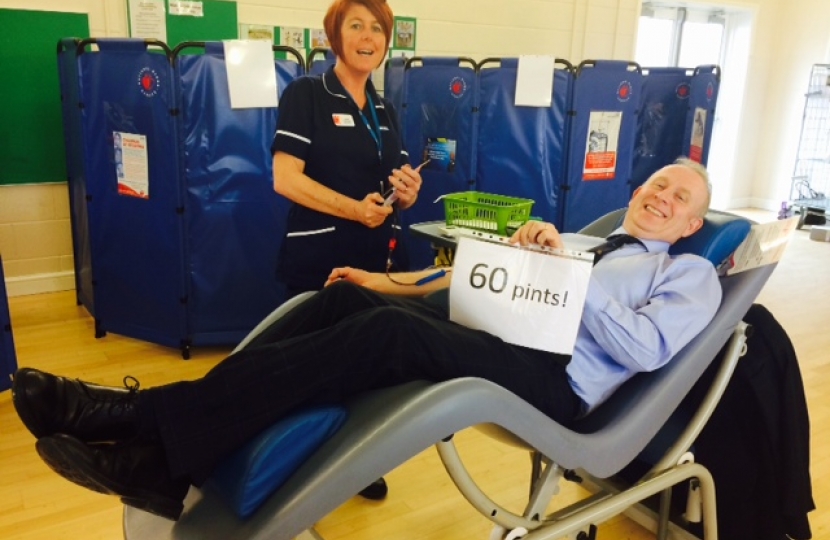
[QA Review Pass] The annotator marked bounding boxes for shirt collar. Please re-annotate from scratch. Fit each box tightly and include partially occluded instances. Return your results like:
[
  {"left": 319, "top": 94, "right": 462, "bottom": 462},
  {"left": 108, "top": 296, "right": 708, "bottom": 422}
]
[
  {"left": 322, "top": 65, "right": 384, "bottom": 110},
  {"left": 613, "top": 226, "right": 671, "bottom": 254}
]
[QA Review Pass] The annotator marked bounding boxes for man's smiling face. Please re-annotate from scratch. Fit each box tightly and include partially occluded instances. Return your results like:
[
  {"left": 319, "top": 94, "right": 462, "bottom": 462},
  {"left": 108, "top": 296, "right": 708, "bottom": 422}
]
[{"left": 623, "top": 164, "right": 708, "bottom": 244}]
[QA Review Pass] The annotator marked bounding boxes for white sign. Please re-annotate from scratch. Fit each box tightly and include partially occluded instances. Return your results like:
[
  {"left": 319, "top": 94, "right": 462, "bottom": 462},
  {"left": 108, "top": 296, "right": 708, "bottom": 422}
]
[
  {"left": 515, "top": 55, "right": 556, "bottom": 107},
  {"left": 449, "top": 237, "right": 593, "bottom": 355},
  {"left": 223, "top": 40, "right": 279, "bottom": 109},
  {"left": 727, "top": 217, "right": 798, "bottom": 275},
  {"left": 169, "top": 0, "right": 203, "bottom": 17},
  {"left": 114, "top": 131, "right": 149, "bottom": 199},
  {"left": 128, "top": 0, "right": 167, "bottom": 42}
]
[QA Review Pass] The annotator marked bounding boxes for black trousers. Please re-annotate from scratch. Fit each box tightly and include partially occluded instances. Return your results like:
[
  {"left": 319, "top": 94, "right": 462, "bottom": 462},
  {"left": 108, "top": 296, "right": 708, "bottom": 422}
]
[{"left": 145, "top": 281, "right": 582, "bottom": 483}]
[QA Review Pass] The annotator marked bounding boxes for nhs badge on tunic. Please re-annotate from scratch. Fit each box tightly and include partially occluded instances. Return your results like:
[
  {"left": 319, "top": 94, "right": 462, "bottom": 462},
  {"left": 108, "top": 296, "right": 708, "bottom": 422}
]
[{"left": 332, "top": 114, "right": 355, "bottom": 127}]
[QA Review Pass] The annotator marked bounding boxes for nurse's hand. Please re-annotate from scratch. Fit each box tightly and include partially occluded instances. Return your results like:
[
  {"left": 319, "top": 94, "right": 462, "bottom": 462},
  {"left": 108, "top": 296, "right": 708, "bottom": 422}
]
[
  {"left": 388, "top": 162, "right": 424, "bottom": 209},
  {"left": 355, "top": 193, "right": 393, "bottom": 228},
  {"left": 325, "top": 266, "right": 383, "bottom": 289}
]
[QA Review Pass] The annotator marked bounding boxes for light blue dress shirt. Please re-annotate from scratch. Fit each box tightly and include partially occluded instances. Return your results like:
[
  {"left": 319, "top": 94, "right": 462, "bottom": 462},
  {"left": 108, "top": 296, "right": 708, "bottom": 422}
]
[{"left": 566, "top": 227, "right": 722, "bottom": 412}]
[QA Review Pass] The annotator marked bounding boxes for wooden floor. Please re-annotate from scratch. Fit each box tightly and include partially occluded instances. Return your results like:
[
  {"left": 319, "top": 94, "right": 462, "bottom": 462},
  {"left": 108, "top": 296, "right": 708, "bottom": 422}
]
[{"left": 1, "top": 209, "right": 827, "bottom": 540}]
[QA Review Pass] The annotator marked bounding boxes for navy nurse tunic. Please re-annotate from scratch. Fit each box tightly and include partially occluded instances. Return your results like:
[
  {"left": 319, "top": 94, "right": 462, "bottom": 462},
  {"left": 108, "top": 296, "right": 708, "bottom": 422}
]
[{"left": 272, "top": 66, "right": 410, "bottom": 292}]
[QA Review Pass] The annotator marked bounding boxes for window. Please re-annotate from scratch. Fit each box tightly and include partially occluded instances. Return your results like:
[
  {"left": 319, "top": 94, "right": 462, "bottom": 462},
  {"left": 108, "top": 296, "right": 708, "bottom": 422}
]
[
  {"left": 636, "top": 4, "right": 725, "bottom": 69},
  {"left": 635, "top": 16, "right": 675, "bottom": 67},
  {"left": 635, "top": 2, "right": 752, "bottom": 209},
  {"left": 678, "top": 20, "right": 724, "bottom": 67}
]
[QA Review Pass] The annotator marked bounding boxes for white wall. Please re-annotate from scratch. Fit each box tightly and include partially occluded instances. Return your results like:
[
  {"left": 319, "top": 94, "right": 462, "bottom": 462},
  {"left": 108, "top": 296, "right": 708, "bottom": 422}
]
[
  {"left": 706, "top": 7, "right": 755, "bottom": 209},
  {"left": 744, "top": 0, "right": 830, "bottom": 208},
  {"left": 0, "top": 0, "right": 825, "bottom": 295},
  {"left": 235, "top": 0, "right": 640, "bottom": 61}
]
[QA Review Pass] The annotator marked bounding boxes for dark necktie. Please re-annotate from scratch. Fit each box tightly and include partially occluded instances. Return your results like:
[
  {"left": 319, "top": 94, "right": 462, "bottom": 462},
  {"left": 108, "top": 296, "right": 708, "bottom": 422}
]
[{"left": 588, "top": 234, "right": 645, "bottom": 265}]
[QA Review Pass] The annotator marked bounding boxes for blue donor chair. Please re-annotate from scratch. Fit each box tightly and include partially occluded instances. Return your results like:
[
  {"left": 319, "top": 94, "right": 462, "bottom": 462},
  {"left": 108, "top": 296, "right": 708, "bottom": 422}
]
[{"left": 124, "top": 209, "right": 770, "bottom": 540}]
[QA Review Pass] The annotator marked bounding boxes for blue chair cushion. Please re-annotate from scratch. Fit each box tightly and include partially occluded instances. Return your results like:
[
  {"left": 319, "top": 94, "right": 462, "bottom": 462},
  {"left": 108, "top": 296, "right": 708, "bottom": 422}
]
[
  {"left": 596, "top": 209, "right": 751, "bottom": 268},
  {"left": 668, "top": 211, "right": 751, "bottom": 269},
  {"left": 207, "top": 406, "right": 347, "bottom": 519}
]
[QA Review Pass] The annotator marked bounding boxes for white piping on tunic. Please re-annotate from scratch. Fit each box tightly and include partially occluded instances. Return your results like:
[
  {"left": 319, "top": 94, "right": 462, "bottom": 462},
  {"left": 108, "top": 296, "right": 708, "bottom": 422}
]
[
  {"left": 322, "top": 71, "right": 387, "bottom": 112},
  {"left": 276, "top": 130, "right": 311, "bottom": 144},
  {"left": 286, "top": 227, "right": 336, "bottom": 237},
  {"left": 322, "top": 73, "right": 349, "bottom": 100}
]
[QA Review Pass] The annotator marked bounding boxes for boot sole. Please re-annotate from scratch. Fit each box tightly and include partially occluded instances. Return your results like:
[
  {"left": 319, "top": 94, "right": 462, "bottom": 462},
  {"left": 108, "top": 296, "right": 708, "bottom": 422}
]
[{"left": 35, "top": 435, "right": 184, "bottom": 521}]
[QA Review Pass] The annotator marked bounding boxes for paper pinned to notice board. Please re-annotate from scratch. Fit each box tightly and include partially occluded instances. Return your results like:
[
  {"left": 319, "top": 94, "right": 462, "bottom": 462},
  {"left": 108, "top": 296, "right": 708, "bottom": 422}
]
[
  {"left": 223, "top": 40, "right": 278, "bottom": 109},
  {"left": 128, "top": 0, "right": 167, "bottom": 42},
  {"left": 726, "top": 217, "right": 799, "bottom": 275},
  {"left": 515, "top": 55, "right": 555, "bottom": 107},
  {"left": 169, "top": 1, "right": 203, "bottom": 17}
]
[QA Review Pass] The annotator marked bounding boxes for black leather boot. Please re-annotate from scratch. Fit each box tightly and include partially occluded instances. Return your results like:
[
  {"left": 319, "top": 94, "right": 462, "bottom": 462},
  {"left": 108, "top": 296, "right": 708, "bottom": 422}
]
[
  {"left": 12, "top": 367, "right": 141, "bottom": 443},
  {"left": 36, "top": 433, "right": 189, "bottom": 521}
]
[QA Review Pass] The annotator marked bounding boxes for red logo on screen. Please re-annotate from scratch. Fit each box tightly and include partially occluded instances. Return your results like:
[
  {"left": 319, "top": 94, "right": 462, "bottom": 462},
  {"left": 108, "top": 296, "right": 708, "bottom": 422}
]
[
  {"left": 676, "top": 83, "right": 691, "bottom": 99},
  {"left": 137, "top": 67, "right": 160, "bottom": 98},
  {"left": 449, "top": 77, "right": 467, "bottom": 99},
  {"left": 707, "top": 82, "right": 715, "bottom": 101},
  {"left": 617, "top": 80, "right": 632, "bottom": 102}
]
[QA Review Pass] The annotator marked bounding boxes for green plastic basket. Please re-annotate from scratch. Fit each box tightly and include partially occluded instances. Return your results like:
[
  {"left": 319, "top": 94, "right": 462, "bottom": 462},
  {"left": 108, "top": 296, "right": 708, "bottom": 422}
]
[{"left": 443, "top": 191, "right": 534, "bottom": 235}]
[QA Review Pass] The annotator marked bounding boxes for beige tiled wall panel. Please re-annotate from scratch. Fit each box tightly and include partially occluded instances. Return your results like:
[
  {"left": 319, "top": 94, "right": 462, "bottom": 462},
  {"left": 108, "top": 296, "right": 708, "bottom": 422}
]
[{"left": 0, "top": 184, "right": 74, "bottom": 284}]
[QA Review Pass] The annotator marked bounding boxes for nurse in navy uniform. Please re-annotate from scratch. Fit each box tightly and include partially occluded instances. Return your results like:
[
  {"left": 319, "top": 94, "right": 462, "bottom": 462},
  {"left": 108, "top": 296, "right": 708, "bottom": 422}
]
[
  {"left": 270, "top": 0, "right": 421, "bottom": 500},
  {"left": 272, "top": 0, "right": 423, "bottom": 298}
]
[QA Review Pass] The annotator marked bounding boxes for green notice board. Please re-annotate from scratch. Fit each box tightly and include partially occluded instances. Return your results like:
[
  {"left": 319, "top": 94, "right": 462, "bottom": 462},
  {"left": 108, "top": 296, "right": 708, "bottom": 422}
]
[
  {"left": 0, "top": 9, "right": 89, "bottom": 186},
  {"left": 165, "top": 0, "right": 238, "bottom": 48}
]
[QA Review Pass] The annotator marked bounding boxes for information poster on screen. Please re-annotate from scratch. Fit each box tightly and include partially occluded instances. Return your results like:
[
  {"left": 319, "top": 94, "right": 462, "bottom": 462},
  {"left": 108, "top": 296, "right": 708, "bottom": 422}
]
[
  {"left": 114, "top": 131, "right": 149, "bottom": 199},
  {"left": 689, "top": 107, "right": 706, "bottom": 163},
  {"left": 583, "top": 111, "right": 622, "bottom": 181},
  {"left": 423, "top": 138, "right": 456, "bottom": 172}
]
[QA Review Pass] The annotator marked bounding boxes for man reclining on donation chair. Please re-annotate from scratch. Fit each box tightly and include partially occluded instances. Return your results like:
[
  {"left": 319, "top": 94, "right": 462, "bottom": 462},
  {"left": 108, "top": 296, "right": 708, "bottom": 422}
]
[{"left": 11, "top": 158, "right": 719, "bottom": 523}]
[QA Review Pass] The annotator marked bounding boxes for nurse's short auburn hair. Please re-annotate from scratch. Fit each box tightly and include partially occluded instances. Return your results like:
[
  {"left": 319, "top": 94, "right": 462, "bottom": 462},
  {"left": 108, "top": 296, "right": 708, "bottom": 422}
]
[{"left": 323, "top": 0, "right": 393, "bottom": 60}]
